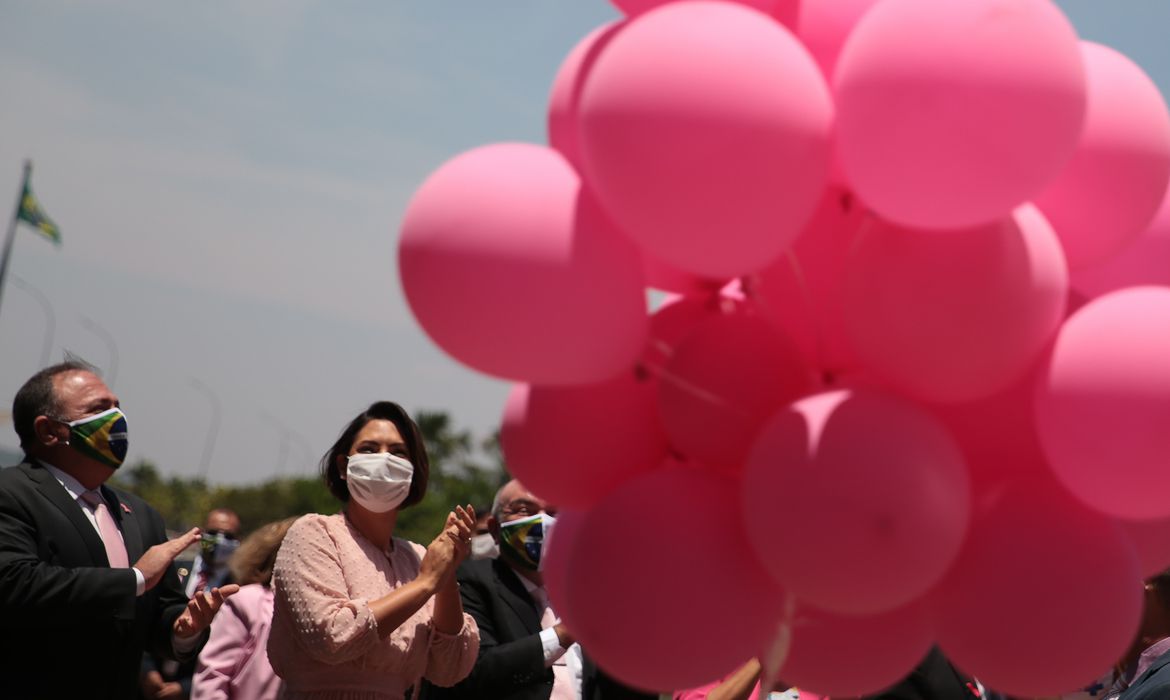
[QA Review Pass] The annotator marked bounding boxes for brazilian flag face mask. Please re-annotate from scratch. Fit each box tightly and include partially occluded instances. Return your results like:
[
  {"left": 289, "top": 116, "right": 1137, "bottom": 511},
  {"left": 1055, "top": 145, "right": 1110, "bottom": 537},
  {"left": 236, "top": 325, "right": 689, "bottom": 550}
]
[
  {"left": 498, "top": 512, "right": 556, "bottom": 572},
  {"left": 60, "top": 407, "right": 129, "bottom": 469}
]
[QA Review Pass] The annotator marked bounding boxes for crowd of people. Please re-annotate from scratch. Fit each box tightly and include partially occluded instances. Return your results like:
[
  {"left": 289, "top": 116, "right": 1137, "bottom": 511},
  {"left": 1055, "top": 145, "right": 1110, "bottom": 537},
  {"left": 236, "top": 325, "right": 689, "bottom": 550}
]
[{"left": 2, "top": 360, "right": 1169, "bottom": 700}]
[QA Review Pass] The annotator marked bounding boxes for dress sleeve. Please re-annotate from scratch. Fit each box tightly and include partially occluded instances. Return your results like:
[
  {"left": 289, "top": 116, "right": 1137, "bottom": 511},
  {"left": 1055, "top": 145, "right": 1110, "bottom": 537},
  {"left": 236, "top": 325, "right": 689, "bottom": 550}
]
[
  {"left": 424, "top": 611, "right": 480, "bottom": 687},
  {"left": 192, "top": 595, "right": 250, "bottom": 700},
  {"left": 272, "top": 516, "right": 379, "bottom": 665}
]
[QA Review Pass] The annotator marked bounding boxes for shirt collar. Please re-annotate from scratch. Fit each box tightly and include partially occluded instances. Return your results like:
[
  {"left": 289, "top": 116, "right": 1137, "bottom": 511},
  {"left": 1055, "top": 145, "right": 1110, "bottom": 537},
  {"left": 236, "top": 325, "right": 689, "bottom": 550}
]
[
  {"left": 40, "top": 460, "right": 89, "bottom": 501},
  {"left": 1134, "top": 637, "right": 1170, "bottom": 682}
]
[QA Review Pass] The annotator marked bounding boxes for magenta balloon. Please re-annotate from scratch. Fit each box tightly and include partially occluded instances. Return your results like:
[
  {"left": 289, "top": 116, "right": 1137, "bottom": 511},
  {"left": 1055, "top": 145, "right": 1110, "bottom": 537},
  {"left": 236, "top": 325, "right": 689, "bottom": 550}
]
[
  {"left": 1034, "top": 43, "right": 1170, "bottom": 269},
  {"left": 1035, "top": 286, "right": 1170, "bottom": 519},
  {"left": 835, "top": 0, "right": 1086, "bottom": 229},
  {"left": 1073, "top": 184, "right": 1170, "bottom": 299},
  {"left": 643, "top": 253, "right": 723, "bottom": 295},
  {"left": 658, "top": 311, "right": 812, "bottom": 471},
  {"left": 748, "top": 188, "right": 866, "bottom": 378},
  {"left": 579, "top": 2, "right": 832, "bottom": 278},
  {"left": 399, "top": 143, "right": 647, "bottom": 385},
  {"left": 542, "top": 508, "right": 585, "bottom": 630},
  {"left": 779, "top": 601, "right": 934, "bottom": 696},
  {"left": 794, "top": 0, "right": 881, "bottom": 80},
  {"left": 743, "top": 389, "right": 970, "bottom": 615},
  {"left": 934, "top": 480, "right": 1142, "bottom": 697},
  {"left": 548, "top": 22, "right": 622, "bottom": 172},
  {"left": 500, "top": 372, "right": 668, "bottom": 510},
  {"left": 611, "top": 0, "right": 799, "bottom": 26},
  {"left": 1117, "top": 515, "right": 1170, "bottom": 579},
  {"left": 842, "top": 205, "right": 1069, "bottom": 403},
  {"left": 567, "top": 466, "right": 786, "bottom": 691}
]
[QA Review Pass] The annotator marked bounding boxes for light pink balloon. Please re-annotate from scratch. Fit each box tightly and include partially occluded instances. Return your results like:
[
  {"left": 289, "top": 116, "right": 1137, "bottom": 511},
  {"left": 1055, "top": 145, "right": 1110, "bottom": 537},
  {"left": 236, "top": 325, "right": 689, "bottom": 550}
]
[
  {"left": 542, "top": 508, "right": 585, "bottom": 630},
  {"left": 658, "top": 311, "right": 812, "bottom": 471},
  {"left": 399, "top": 143, "right": 647, "bottom": 385},
  {"left": 747, "top": 188, "right": 866, "bottom": 378},
  {"left": 500, "top": 371, "right": 668, "bottom": 510},
  {"left": 566, "top": 466, "right": 786, "bottom": 691},
  {"left": 1035, "top": 286, "right": 1170, "bottom": 519},
  {"left": 1073, "top": 183, "right": 1170, "bottom": 298},
  {"left": 1034, "top": 42, "right": 1170, "bottom": 270},
  {"left": 842, "top": 205, "right": 1068, "bottom": 403},
  {"left": 743, "top": 389, "right": 970, "bottom": 615},
  {"left": 548, "top": 22, "right": 622, "bottom": 172},
  {"left": 779, "top": 601, "right": 935, "bottom": 696},
  {"left": 934, "top": 479, "right": 1142, "bottom": 697},
  {"left": 794, "top": 0, "right": 881, "bottom": 80},
  {"left": 835, "top": 0, "right": 1086, "bottom": 229},
  {"left": 579, "top": 1, "right": 832, "bottom": 278},
  {"left": 611, "top": 0, "right": 799, "bottom": 27}
]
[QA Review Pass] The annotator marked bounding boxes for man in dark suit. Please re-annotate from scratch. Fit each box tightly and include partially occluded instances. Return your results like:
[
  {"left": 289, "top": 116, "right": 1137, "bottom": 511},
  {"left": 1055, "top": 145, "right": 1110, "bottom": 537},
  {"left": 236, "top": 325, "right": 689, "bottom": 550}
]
[
  {"left": 420, "top": 480, "right": 654, "bottom": 700},
  {"left": 0, "top": 361, "right": 238, "bottom": 699},
  {"left": 1116, "top": 569, "right": 1170, "bottom": 699}
]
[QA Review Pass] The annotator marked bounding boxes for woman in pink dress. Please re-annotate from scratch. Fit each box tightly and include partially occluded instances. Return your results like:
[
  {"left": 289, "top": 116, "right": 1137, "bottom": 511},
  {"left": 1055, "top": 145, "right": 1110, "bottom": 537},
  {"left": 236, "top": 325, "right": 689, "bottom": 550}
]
[
  {"left": 193, "top": 517, "right": 299, "bottom": 700},
  {"left": 267, "top": 401, "right": 480, "bottom": 700}
]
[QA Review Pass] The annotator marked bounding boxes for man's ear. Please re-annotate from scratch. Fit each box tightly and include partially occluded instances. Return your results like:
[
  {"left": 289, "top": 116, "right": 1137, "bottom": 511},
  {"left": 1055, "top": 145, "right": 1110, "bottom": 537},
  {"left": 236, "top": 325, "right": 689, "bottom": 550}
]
[
  {"left": 488, "top": 516, "right": 502, "bottom": 543},
  {"left": 33, "top": 415, "right": 63, "bottom": 447}
]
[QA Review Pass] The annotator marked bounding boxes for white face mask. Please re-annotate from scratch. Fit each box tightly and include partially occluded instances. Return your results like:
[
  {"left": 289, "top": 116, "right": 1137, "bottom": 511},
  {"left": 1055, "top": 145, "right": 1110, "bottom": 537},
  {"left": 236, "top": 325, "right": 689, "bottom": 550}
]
[
  {"left": 469, "top": 533, "right": 500, "bottom": 560},
  {"left": 345, "top": 452, "right": 413, "bottom": 513}
]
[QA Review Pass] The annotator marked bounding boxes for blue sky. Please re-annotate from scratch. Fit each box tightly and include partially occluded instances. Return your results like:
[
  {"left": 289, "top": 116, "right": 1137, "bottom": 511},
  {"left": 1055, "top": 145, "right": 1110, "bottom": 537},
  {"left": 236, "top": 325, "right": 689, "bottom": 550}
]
[{"left": 1, "top": 1, "right": 1167, "bottom": 482}]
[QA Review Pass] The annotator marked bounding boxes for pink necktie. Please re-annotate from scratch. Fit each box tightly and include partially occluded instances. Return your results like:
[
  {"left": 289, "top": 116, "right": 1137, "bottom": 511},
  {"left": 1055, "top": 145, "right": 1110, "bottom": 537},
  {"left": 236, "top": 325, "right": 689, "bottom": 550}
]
[
  {"left": 81, "top": 490, "right": 130, "bottom": 568},
  {"left": 533, "top": 586, "right": 577, "bottom": 700}
]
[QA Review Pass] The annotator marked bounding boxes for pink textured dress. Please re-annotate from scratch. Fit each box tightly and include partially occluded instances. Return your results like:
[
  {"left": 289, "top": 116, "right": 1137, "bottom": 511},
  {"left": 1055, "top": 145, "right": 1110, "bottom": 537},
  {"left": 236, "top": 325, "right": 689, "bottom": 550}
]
[{"left": 267, "top": 513, "right": 479, "bottom": 700}]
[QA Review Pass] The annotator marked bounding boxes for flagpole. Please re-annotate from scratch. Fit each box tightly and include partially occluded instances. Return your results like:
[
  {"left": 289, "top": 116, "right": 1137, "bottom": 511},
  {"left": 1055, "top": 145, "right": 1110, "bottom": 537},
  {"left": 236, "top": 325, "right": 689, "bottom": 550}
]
[{"left": 0, "top": 160, "right": 32, "bottom": 323}]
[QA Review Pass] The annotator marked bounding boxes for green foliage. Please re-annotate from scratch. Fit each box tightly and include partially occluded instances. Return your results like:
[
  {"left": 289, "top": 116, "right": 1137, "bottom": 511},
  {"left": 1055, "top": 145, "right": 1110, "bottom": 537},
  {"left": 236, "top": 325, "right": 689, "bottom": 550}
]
[{"left": 110, "top": 410, "right": 507, "bottom": 543}]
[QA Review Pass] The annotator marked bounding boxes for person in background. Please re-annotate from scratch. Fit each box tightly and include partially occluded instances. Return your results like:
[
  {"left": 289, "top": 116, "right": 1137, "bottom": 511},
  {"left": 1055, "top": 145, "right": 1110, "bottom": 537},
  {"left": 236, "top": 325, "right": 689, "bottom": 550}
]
[
  {"left": 421, "top": 479, "right": 657, "bottom": 700},
  {"left": 143, "top": 507, "right": 244, "bottom": 699},
  {"left": 192, "top": 516, "right": 297, "bottom": 700},
  {"left": 266, "top": 400, "right": 479, "bottom": 700},
  {"left": 0, "top": 361, "right": 236, "bottom": 699},
  {"left": 1110, "top": 568, "right": 1170, "bottom": 698}
]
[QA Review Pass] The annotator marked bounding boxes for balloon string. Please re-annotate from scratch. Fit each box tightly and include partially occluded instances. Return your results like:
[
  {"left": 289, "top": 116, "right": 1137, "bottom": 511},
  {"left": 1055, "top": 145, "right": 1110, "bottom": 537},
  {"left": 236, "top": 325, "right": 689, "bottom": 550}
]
[{"left": 757, "top": 596, "right": 798, "bottom": 700}]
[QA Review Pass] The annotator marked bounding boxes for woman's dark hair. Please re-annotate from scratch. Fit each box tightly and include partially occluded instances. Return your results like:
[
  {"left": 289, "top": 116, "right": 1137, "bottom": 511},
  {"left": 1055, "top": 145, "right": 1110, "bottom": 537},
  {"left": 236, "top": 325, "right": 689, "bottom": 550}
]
[{"left": 321, "top": 401, "right": 430, "bottom": 508}]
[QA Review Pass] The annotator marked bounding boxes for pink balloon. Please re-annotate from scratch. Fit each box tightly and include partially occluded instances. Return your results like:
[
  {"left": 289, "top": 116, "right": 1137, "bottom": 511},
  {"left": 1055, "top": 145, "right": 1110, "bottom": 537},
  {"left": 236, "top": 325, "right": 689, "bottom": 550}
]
[
  {"left": 842, "top": 205, "right": 1068, "bottom": 403},
  {"left": 779, "top": 601, "right": 935, "bottom": 696},
  {"left": 746, "top": 188, "right": 866, "bottom": 378},
  {"left": 1035, "top": 286, "right": 1170, "bottom": 519},
  {"left": 500, "top": 371, "right": 668, "bottom": 510},
  {"left": 642, "top": 289, "right": 746, "bottom": 373},
  {"left": 1034, "top": 42, "right": 1170, "bottom": 270},
  {"left": 793, "top": 0, "right": 881, "bottom": 80},
  {"left": 643, "top": 254, "right": 723, "bottom": 295},
  {"left": 1073, "top": 183, "right": 1170, "bottom": 298},
  {"left": 548, "top": 22, "right": 622, "bottom": 172},
  {"left": 566, "top": 466, "right": 786, "bottom": 691},
  {"left": 934, "top": 479, "right": 1142, "bottom": 697},
  {"left": 743, "top": 389, "right": 970, "bottom": 615},
  {"left": 542, "top": 508, "right": 585, "bottom": 630},
  {"left": 835, "top": 0, "right": 1086, "bottom": 229},
  {"left": 1116, "top": 515, "right": 1170, "bottom": 579},
  {"left": 611, "top": 0, "right": 799, "bottom": 26},
  {"left": 658, "top": 311, "right": 812, "bottom": 471},
  {"left": 930, "top": 361, "right": 1052, "bottom": 490},
  {"left": 399, "top": 143, "right": 647, "bottom": 385},
  {"left": 579, "top": 1, "right": 832, "bottom": 278}
]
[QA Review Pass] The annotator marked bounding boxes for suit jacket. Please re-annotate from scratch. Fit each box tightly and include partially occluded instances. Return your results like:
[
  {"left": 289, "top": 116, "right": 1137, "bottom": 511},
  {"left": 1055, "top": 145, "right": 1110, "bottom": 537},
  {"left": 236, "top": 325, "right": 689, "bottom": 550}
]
[
  {"left": 418, "top": 558, "right": 655, "bottom": 700},
  {"left": 865, "top": 647, "right": 980, "bottom": 700},
  {"left": 0, "top": 459, "right": 195, "bottom": 700},
  {"left": 1119, "top": 649, "right": 1170, "bottom": 700}
]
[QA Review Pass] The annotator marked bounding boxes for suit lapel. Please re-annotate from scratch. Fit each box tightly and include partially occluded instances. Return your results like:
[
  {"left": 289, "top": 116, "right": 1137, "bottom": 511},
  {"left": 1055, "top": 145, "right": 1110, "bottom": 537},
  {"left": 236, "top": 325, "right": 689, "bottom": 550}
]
[
  {"left": 25, "top": 461, "right": 109, "bottom": 565},
  {"left": 103, "top": 486, "right": 144, "bottom": 562},
  {"left": 493, "top": 559, "right": 543, "bottom": 634}
]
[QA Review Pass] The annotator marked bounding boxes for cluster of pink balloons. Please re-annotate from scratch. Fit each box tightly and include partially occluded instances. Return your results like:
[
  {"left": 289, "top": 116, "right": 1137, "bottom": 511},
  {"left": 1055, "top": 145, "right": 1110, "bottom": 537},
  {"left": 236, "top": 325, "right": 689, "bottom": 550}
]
[{"left": 398, "top": 0, "right": 1170, "bottom": 696}]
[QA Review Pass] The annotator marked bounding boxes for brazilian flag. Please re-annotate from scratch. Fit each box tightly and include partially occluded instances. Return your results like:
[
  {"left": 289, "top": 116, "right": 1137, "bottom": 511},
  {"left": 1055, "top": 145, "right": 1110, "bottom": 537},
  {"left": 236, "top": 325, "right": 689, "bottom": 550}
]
[{"left": 17, "top": 177, "right": 61, "bottom": 245}]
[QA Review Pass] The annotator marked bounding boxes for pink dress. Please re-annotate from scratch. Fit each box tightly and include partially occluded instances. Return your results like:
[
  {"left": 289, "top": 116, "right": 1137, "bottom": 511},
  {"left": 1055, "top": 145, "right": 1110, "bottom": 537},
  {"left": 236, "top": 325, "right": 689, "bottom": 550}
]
[
  {"left": 192, "top": 583, "right": 281, "bottom": 700},
  {"left": 267, "top": 513, "right": 479, "bottom": 700}
]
